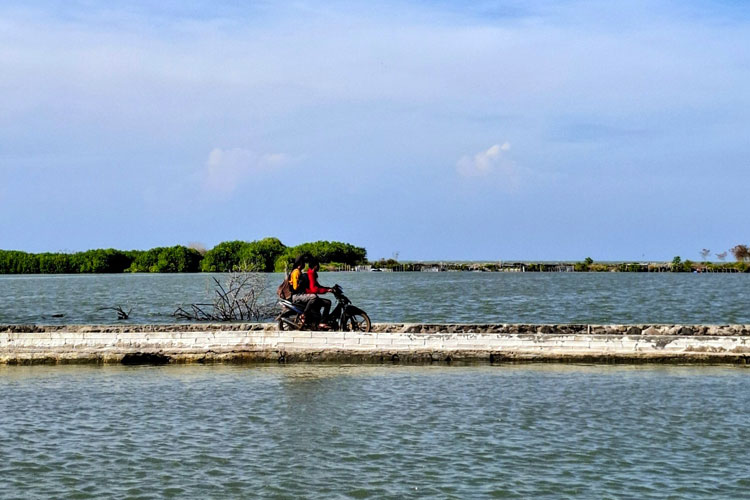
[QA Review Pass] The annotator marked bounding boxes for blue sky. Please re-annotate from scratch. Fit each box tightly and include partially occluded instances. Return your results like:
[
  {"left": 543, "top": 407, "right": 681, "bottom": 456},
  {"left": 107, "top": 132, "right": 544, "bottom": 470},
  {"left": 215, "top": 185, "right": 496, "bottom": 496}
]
[{"left": 1, "top": 0, "right": 748, "bottom": 261}]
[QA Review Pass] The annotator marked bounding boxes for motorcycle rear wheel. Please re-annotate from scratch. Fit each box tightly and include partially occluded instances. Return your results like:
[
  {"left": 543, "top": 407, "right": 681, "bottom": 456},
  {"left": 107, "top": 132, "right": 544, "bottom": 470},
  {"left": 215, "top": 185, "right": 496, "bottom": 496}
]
[{"left": 343, "top": 311, "right": 371, "bottom": 333}]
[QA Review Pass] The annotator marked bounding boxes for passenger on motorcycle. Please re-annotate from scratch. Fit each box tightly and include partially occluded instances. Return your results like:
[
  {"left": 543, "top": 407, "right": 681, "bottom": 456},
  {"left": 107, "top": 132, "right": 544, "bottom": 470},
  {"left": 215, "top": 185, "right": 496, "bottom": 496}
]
[
  {"left": 290, "top": 255, "right": 316, "bottom": 314},
  {"left": 305, "top": 257, "right": 332, "bottom": 324}
]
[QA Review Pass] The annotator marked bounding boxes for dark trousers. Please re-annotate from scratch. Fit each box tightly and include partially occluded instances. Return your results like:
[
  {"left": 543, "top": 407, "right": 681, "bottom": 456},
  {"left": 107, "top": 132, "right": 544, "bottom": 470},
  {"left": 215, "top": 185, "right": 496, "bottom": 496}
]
[{"left": 305, "top": 296, "right": 331, "bottom": 320}]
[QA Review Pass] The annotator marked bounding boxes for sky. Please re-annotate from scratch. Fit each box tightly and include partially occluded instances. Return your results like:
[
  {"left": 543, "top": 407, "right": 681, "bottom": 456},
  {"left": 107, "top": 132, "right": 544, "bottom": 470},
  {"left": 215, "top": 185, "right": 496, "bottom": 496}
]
[{"left": 1, "top": 0, "right": 749, "bottom": 261}]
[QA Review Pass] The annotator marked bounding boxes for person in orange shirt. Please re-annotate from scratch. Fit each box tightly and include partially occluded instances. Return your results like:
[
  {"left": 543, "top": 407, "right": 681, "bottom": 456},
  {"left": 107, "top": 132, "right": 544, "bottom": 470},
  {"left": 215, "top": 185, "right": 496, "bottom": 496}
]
[{"left": 290, "top": 255, "right": 316, "bottom": 313}]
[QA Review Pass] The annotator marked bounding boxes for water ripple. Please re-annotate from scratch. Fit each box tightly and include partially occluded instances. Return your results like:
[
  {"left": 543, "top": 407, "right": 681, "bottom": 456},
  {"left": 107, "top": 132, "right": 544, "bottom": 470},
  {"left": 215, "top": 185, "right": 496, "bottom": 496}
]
[
  {"left": 1, "top": 272, "right": 749, "bottom": 324},
  {"left": 4, "top": 364, "right": 750, "bottom": 498}
]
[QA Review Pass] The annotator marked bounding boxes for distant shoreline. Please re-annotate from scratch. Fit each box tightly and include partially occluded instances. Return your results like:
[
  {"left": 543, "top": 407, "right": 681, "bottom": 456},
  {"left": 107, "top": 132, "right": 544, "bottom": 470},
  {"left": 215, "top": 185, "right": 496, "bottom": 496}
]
[
  {"left": 362, "top": 260, "right": 748, "bottom": 273},
  {"left": 3, "top": 239, "right": 748, "bottom": 274},
  {"left": 0, "top": 260, "right": 748, "bottom": 274},
  {"left": 2, "top": 244, "right": 748, "bottom": 275}
]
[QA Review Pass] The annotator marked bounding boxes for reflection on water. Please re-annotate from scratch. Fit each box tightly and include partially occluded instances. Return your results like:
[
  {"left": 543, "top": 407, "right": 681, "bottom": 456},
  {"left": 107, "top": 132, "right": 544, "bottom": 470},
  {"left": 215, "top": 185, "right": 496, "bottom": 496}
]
[
  {"left": 0, "top": 272, "right": 748, "bottom": 324},
  {"left": 1, "top": 363, "right": 750, "bottom": 498}
]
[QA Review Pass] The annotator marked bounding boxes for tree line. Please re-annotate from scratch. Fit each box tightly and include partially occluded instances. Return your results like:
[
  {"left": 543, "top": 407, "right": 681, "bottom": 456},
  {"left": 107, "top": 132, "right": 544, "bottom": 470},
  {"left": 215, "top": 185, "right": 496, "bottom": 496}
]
[{"left": 0, "top": 238, "right": 368, "bottom": 274}]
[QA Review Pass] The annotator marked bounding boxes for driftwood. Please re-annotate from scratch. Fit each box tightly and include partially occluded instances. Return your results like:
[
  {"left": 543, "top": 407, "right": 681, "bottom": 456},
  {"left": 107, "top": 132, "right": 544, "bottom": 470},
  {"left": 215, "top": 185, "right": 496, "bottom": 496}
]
[
  {"left": 173, "top": 272, "right": 276, "bottom": 322},
  {"left": 98, "top": 306, "right": 132, "bottom": 320}
]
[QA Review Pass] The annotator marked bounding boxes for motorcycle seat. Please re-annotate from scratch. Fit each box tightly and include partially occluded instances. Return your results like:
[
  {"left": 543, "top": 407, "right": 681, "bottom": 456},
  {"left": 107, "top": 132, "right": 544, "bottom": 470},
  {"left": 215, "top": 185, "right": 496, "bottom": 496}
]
[{"left": 279, "top": 299, "right": 305, "bottom": 314}]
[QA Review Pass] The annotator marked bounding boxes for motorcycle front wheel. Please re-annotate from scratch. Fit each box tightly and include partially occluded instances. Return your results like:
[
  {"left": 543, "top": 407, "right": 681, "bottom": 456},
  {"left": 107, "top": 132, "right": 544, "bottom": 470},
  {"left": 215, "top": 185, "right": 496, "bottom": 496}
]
[{"left": 342, "top": 311, "right": 371, "bottom": 333}]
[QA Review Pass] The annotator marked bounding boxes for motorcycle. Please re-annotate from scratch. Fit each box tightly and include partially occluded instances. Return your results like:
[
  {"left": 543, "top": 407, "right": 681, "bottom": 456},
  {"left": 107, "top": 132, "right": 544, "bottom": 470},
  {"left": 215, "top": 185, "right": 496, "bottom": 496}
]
[{"left": 275, "top": 284, "right": 371, "bottom": 332}]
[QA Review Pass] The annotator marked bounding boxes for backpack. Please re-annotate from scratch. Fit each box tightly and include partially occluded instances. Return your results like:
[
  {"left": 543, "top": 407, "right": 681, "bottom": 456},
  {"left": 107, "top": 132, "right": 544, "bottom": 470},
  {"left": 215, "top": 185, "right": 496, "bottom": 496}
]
[{"left": 277, "top": 272, "right": 292, "bottom": 300}]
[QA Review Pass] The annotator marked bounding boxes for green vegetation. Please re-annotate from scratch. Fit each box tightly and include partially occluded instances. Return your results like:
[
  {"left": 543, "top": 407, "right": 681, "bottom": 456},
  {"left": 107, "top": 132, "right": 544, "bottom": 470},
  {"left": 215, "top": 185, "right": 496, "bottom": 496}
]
[
  {"left": 3, "top": 241, "right": 748, "bottom": 274},
  {"left": 201, "top": 241, "right": 253, "bottom": 272},
  {"left": 200, "top": 238, "right": 289, "bottom": 272},
  {"left": 0, "top": 248, "right": 134, "bottom": 274},
  {"left": 0, "top": 238, "right": 367, "bottom": 274},
  {"left": 127, "top": 246, "right": 203, "bottom": 273},
  {"left": 273, "top": 241, "right": 367, "bottom": 272},
  {"left": 574, "top": 257, "right": 594, "bottom": 272},
  {"left": 371, "top": 258, "right": 400, "bottom": 270},
  {"left": 376, "top": 255, "right": 749, "bottom": 273}
]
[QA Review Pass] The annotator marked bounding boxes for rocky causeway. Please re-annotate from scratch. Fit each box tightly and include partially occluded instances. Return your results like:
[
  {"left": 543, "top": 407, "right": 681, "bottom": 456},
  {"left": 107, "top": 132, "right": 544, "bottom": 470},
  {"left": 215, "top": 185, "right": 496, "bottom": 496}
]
[{"left": 2, "top": 323, "right": 750, "bottom": 365}]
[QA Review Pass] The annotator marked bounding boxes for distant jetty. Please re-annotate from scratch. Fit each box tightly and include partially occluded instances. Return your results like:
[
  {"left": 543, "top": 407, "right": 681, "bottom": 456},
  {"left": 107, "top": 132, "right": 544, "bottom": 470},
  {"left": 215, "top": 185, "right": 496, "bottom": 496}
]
[{"left": 3, "top": 323, "right": 750, "bottom": 365}]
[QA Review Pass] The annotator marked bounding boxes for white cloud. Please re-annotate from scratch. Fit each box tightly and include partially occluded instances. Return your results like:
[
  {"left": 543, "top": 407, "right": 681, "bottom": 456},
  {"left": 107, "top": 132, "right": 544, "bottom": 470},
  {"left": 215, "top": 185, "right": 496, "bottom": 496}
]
[
  {"left": 203, "top": 148, "right": 289, "bottom": 194},
  {"left": 456, "top": 142, "right": 512, "bottom": 177}
]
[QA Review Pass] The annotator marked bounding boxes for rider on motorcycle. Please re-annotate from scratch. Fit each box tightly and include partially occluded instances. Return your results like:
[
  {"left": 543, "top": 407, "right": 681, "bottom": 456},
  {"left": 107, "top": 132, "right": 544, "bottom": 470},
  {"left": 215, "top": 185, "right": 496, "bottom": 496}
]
[
  {"left": 305, "top": 257, "right": 332, "bottom": 326},
  {"left": 290, "top": 255, "right": 316, "bottom": 315},
  {"left": 276, "top": 255, "right": 371, "bottom": 332}
]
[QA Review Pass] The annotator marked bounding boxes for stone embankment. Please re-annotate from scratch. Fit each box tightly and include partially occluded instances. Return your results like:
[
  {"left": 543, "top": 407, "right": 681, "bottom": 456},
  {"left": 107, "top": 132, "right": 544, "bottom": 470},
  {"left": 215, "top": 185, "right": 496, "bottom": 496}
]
[{"left": 2, "top": 324, "right": 750, "bottom": 365}]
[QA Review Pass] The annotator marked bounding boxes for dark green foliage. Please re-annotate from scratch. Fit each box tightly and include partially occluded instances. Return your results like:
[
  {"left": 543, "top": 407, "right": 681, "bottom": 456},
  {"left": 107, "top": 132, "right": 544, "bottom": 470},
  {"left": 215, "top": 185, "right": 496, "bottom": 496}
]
[
  {"left": 201, "top": 238, "right": 286, "bottom": 272},
  {"left": 372, "top": 258, "right": 399, "bottom": 269},
  {"left": 200, "top": 241, "right": 248, "bottom": 272},
  {"left": 0, "top": 238, "right": 362, "bottom": 274},
  {"left": 0, "top": 249, "right": 133, "bottom": 274},
  {"left": 237, "top": 237, "right": 286, "bottom": 272},
  {"left": 575, "top": 257, "right": 594, "bottom": 272},
  {"left": 72, "top": 249, "right": 132, "bottom": 273},
  {"left": 0, "top": 251, "right": 40, "bottom": 274},
  {"left": 127, "top": 246, "right": 202, "bottom": 273},
  {"left": 616, "top": 262, "right": 646, "bottom": 272},
  {"left": 274, "top": 241, "right": 367, "bottom": 272},
  {"left": 667, "top": 256, "right": 695, "bottom": 272},
  {"left": 38, "top": 253, "right": 74, "bottom": 273}
]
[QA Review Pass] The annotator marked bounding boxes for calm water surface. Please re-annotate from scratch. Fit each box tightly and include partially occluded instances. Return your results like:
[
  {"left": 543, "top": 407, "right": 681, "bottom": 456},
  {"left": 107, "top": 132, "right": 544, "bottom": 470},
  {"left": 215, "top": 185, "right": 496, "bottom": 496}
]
[
  {"left": 0, "top": 272, "right": 748, "bottom": 324},
  {"left": 1, "top": 364, "right": 750, "bottom": 499}
]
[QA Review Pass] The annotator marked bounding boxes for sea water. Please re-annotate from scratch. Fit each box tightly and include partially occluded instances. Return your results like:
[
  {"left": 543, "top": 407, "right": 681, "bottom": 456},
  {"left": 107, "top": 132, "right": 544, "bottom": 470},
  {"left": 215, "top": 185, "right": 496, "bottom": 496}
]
[
  {"left": 1, "top": 363, "right": 749, "bottom": 499},
  {"left": 0, "top": 272, "right": 748, "bottom": 325}
]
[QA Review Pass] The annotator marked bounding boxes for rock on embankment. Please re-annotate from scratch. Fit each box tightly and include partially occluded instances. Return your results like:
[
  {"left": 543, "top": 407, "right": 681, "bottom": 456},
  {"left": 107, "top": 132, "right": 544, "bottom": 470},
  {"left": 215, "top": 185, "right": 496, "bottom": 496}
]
[{"left": 2, "top": 324, "right": 750, "bottom": 365}]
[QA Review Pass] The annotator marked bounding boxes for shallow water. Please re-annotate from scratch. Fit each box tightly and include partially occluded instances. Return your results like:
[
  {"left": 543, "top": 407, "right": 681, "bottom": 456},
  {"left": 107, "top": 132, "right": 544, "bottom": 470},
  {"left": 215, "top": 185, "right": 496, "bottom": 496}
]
[
  {"left": 1, "top": 363, "right": 749, "bottom": 499},
  {"left": 0, "top": 272, "right": 748, "bottom": 324}
]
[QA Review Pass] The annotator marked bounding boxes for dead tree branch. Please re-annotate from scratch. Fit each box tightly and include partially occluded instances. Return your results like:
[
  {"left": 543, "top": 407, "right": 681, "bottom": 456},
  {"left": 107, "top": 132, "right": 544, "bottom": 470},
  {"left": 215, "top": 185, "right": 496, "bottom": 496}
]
[
  {"left": 173, "top": 272, "right": 276, "bottom": 322},
  {"left": 98, "top": 305, "right": 132, "bottom": 320}
]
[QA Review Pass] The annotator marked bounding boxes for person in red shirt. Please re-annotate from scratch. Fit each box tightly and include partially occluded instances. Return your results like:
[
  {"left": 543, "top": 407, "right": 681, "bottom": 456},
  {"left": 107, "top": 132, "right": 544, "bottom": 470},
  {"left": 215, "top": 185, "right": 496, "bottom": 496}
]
[{"left": 305, "top": 257, "right": 332, "bottom": 326}]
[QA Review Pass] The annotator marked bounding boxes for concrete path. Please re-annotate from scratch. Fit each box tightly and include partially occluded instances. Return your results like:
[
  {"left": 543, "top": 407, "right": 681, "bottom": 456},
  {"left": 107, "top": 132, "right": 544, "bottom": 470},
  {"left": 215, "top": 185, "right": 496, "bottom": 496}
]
[{"left": 2, "top": 324, "right": 750, "bottom": 365}]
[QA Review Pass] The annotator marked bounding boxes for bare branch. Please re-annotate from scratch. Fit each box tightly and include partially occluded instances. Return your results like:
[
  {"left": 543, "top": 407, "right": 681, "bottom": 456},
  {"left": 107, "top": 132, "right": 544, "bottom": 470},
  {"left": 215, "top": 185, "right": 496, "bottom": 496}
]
[
  {"left": 731, "top": 245, "right": 750, "bottom": 263},
  {"left": 98, "top": 305, "right": 132, "bottom": 320},
  {"left": 173, "top": 272, "right": 276, "bottom": 321}
]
